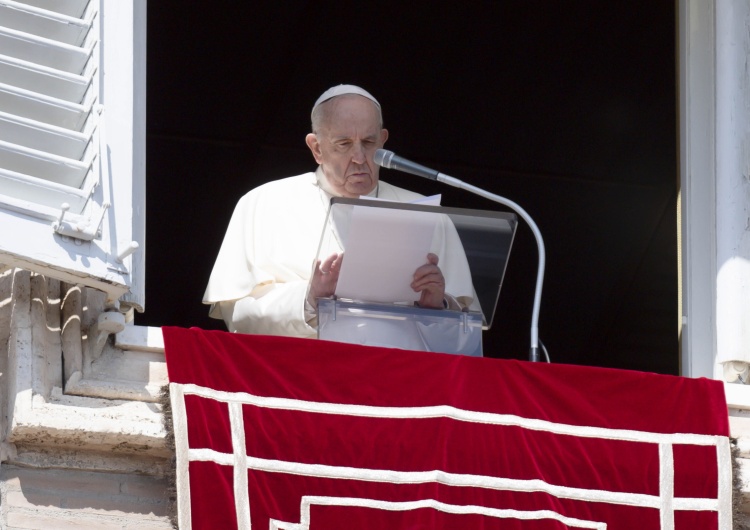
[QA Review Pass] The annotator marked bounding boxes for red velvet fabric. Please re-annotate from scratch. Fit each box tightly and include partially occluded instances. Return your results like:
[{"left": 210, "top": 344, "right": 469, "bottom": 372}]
[{"left": 163, "top": 327, "right": 730, "bottom": 530}]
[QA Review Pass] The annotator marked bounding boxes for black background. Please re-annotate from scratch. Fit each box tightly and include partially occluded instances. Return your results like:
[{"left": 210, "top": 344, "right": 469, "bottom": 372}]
[{"left": 140, "top": 1, "right": 678, "bottom": 374}]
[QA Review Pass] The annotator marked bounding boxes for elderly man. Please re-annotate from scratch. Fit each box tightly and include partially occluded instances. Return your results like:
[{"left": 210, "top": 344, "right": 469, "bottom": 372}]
[{"left": 203, "top": 85, "right": 472, "bottom": 337}]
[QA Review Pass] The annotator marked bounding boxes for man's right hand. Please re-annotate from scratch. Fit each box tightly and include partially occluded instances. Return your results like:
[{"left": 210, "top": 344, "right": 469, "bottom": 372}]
[{"left": 307, "top": 253, "right": 343, "bottom": 309}]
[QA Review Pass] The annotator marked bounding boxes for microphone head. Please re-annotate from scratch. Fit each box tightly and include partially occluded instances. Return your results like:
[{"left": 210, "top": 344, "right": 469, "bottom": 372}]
[{"left": 374, "top": 149, "right": 394, "bottom": 168}]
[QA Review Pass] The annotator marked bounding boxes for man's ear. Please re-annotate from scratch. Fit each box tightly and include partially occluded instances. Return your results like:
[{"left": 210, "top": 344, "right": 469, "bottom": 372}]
[
  {"left": 305, "top": 133, "right": 323, "bottom": 164},
  {"left": 380, "top": 128, "right": 389, "bottom": 145}
]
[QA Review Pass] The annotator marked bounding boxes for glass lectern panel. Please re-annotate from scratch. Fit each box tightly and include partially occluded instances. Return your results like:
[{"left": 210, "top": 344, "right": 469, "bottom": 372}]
[{"left": 311, "top": 197, "right": 517, "bottom": 355}]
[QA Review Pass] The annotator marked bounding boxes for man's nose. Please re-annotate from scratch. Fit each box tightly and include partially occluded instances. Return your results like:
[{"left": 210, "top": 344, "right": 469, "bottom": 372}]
[{"left": 351, "top": 142, "right": 366, "bottom": 164}]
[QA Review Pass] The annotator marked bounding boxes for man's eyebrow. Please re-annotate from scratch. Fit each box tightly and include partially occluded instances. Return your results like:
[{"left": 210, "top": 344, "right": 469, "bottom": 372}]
[
  {"left": 333, "top": 133, "right": 378, "bottom": 140},
  {"left": 329, "top": 132, "right": 379, "bottom": 143}
]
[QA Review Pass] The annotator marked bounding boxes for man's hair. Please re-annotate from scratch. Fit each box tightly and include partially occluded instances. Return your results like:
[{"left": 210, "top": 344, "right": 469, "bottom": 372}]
[{"left": 311, "top": 95, "right": 384, "bottom": 134}]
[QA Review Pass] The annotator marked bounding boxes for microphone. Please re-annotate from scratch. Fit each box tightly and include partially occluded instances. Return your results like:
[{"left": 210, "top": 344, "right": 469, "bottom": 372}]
[
  {"left": 374, "top": 149, "right": 440, "bottom": 180},
  {"left": 373, "top": 148, "right": 548, "bottom": 363}
]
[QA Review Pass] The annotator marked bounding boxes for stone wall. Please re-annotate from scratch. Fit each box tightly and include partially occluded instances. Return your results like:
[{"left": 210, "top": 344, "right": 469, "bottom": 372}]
[
  {"left": 0, "top": 466, "right": 169, "bottom": 530},
  {"left": 0, "top": 269, "right": 172, "bottom": 529},
  {"left": 729, "top": 401, "right": 750, "bottom": 528}
]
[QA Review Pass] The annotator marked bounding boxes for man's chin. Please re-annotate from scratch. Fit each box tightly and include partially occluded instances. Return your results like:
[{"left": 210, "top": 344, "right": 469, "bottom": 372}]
[{"left": 345, "top": 181, "right": 376, "bottom": 197}]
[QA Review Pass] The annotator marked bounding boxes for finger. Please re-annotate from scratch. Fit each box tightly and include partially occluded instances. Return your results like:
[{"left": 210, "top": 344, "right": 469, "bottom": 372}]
[
  {"left": 414, "top": 255, "right": 440, "bottom": 279},
  {"left": 330, "top": 253, "right": 344, "bottom": 273},
  {"left": 320, "top": 253, "right": 338, "bottom": 273},
  {"left": 413, "top": 263, "right": 440, "bottom": 281},
  {"left": 411, "top": 271, "right": 445, "bottom": 291},
  {"left": 419, "top": 291, "right": 445, "bottom": 309},
  {"left": 412, "top": 273, "right": 438, "bottom": 292}
]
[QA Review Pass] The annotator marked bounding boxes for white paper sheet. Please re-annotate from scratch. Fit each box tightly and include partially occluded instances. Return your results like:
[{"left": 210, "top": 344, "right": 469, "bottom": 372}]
[{"left": 334, "top": 195, "right": 441, "bottom": 303}]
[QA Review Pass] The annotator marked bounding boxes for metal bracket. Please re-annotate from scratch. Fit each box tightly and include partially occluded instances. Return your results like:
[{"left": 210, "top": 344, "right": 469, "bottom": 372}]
[
  {"left": 53, "top": 202, "right": 140, "bottom": 274},
  {"left": 52, "top": 201, "right": 110, "bottom": 242}
]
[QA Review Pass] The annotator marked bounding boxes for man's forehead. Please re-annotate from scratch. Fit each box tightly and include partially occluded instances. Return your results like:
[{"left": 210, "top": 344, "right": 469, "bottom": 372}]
[
  {"left": 327, "top": 123, "right": 381, "bottom": 141},
  {"left": 323, "top": 98, "right": 381, "bottom": 134}
]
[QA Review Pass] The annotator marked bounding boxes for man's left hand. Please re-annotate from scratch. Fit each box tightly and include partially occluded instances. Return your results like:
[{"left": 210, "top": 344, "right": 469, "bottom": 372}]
[{"left": 412, "top": 253, "right": 445, "bottom": 309}]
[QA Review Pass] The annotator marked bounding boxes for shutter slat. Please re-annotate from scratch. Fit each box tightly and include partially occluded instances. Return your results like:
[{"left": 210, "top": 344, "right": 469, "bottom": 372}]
[
  {"left": 0, "top": 110, "right": 89, "bottom": 158},
  {"left": 0, "top": 138, "right": 91, "bottom": 187},
  {"left": 0, "top": 81, "right": 89, "bottom": 130},
  {"left": 0, "top": 166, "right": 88, "bottom": 212},
  {"left": 0, "top": 25, "right": 91, "bottom": 74},
  {"left": 16, "top": 0, "right": 90, "bottom": 19},
  {"left": 0, "top": 53, "right": 90, "bottom": 103},
  {"left": 0, "top": 1, "right": 92, "bottom": 47}
]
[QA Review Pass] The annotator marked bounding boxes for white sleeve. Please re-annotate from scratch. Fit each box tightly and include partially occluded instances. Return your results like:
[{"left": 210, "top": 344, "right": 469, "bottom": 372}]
[{"left": 218, "top": 280, "right": 317, "bottom": 338}]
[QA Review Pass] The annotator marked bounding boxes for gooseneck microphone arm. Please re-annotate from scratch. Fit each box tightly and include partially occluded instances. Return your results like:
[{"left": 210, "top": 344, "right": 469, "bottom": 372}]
[{"left": 374, "top": 149, "right": 546, "bottom": 362}]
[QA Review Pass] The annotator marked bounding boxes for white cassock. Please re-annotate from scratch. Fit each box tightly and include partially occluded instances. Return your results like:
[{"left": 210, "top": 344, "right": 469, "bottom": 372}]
[{"left": 203, "top": 169, "right": 476, "bottom": 338}]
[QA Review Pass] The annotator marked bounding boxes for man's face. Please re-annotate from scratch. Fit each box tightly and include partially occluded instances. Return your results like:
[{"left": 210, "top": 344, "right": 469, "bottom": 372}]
[{"left": 306, "top": 95, "right": 389, "bottom": 198}]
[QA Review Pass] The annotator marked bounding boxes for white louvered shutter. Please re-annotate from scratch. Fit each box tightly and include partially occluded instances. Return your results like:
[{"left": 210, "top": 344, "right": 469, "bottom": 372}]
[{"left": 0, "top": 0, "right": 145, "bottom": 311}]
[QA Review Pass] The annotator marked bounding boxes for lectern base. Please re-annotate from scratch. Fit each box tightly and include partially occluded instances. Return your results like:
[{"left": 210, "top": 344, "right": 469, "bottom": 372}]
[{"left": 317, "top": 298, "right": 483, "bottom": 357}]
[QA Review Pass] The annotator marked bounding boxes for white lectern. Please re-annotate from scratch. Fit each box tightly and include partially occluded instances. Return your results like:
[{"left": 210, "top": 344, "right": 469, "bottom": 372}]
[{"left": 312, "top": 198, "right": 517, "bottom": 357}]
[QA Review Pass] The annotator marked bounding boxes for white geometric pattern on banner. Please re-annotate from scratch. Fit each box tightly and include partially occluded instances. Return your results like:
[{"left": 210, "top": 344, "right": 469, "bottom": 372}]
[{"left": 170, "top": 382, "right": 732, "bottom": 530}]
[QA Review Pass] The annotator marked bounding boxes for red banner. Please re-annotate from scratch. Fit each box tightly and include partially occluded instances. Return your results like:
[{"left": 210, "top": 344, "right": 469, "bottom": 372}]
[{"left": 163, "top": 326, "right": 731, "bottom": 530}]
